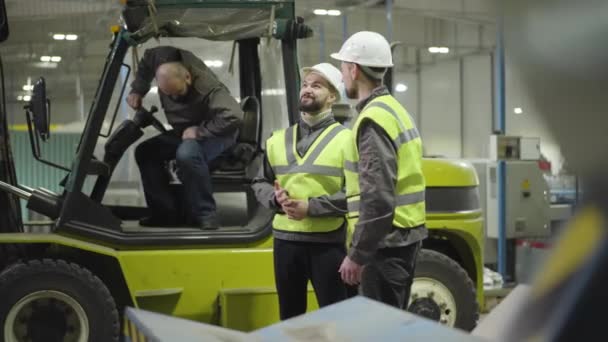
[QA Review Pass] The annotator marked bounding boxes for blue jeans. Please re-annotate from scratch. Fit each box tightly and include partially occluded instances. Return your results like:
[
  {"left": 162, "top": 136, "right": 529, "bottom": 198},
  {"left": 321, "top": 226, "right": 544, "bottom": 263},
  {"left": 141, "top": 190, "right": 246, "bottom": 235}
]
[{"left": 135, "top": 131, "right": 233, "bottom": 221}]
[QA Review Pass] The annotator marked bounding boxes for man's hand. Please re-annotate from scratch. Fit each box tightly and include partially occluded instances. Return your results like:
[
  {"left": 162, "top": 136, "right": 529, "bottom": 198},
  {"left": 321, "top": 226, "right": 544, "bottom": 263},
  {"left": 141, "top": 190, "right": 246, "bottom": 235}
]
[
  {"left": 127, "top": 93, "right": 143, "bottom": 110},
  {"left": 282, "top": 199, "right": 308, "bottom": 220},
  {"left": 339, "top": 256, "right": 363, "bottom": 286},
  {"left": 182, "top": 126, "right": 201, "bottom": 140},
  {"left": 274, "top": 181, "right": 289, "bottom": 207}
]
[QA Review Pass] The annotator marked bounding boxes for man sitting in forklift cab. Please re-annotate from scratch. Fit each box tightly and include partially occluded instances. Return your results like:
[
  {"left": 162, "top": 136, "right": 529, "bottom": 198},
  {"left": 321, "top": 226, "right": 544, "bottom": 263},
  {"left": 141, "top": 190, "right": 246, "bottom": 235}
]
[{"left": 126, "top": 46, "right": 243, "bottom": 230}]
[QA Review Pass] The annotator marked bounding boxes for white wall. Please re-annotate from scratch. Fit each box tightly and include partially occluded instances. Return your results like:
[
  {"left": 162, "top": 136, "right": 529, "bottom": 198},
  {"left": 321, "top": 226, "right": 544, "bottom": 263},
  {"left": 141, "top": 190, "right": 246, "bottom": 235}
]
[
  {"left": 462, "top": 54, "right": 492, "bottom": 158},
  {"left": 419, "top": 59, "right": 461, "bottom": 157},
  {"left": 390, "top": 53, "right": 563, "bottom": 173},
  {"left": 392, "top": 72, "right": 419, "bottom": 127},
  {"left": 505, "top": 61, "right": 564, "bottom": 173}
]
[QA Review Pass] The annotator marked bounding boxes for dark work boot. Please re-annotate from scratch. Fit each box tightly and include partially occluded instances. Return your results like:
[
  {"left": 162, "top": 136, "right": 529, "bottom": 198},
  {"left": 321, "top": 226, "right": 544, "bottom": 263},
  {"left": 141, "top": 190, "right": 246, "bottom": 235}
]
[{"left": 193, "top": 216, "right": 220, "bottom": 230}]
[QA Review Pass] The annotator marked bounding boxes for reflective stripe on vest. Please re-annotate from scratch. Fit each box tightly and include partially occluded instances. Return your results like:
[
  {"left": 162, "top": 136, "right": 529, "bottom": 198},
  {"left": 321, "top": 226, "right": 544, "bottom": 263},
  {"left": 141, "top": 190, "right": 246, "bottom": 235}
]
[
  {"left": 345, "top": 95, "right": 426, "bottom": 229},
  {"left": 267, "top": 122, "right": 354, "bottom": 233},
  {"left": 367, "top": 101, "right": 421, "bottom": 149}
]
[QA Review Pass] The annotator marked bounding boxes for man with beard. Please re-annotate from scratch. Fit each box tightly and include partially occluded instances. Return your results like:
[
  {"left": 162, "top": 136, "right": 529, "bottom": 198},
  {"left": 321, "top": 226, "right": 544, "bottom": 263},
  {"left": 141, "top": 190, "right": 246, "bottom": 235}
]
[
  {"left": 252, "top": 63, "right": 355, "bottom": 319},
  {"left": 127, "top": 46, "right": 242, "bottom": 230},
  {"left": 332, "top": 31, "right": 427, "bottom": 309}
]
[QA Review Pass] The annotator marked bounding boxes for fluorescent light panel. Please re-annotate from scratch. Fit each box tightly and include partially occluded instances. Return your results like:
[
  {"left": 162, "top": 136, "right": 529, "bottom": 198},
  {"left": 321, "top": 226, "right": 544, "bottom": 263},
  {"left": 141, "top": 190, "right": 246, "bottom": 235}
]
[
  {"left": 314, "top": 9, "right": 341, "bottom": 16},
  {"left": 53, "top": 33, "right": 78, "bottom": 40},
  {"left": 395, "top": 83, "right": 408, "bottom": 92},
  {"left": 428, "top": 46, "right": 450, "bottom": 54},
  {"left": 204, "top": 60, "right": 223, "bottom": 68}
]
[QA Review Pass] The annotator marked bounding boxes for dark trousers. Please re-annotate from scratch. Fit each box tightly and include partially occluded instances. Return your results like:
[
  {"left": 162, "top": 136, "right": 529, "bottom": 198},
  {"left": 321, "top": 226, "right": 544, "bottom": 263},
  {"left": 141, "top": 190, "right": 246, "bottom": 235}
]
[
  {"left": 134, "top": 132, "right": 232, "bottom": 221},
  {"left": 273, "top": 238, "right": 349, "bottom": 320},
  {"left": 360, "top": 241, "right": 422, "bottom": 309}
]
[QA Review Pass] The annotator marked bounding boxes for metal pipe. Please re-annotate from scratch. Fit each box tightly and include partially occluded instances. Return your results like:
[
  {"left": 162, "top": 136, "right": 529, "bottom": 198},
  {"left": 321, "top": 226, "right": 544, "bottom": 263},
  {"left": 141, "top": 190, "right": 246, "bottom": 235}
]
[
  {"left": 494, "top": 17, "right": 506, "bottom": 133},
  {"left": 319, "top": 21, "right": 326, "bottom": 63},
  {"left": 386, "top": 0, "right": 393, "bottom": 41},
  {"left": 342, "top": 12, "right": 348, "bottom": 42},
  {"left": 37, "top": 187, "right": 58, "bottom": 197},
  {"left": 17, "top": 184, "right": 34, "bottom": 192},
  {"left": 459, "top": 57, "right": 465, "bottom": 158},
  {"left": 415, "top": 48, "right": 422, "bottom": 131},
  {"left": 498, "top": 160, "right": 507, "bottom": 278},
  {"left": 0, "top": 181, "right": 32, "bottom": 200},
  {"left": 495, "top": 11, "right": 508, "bottom": 279}
]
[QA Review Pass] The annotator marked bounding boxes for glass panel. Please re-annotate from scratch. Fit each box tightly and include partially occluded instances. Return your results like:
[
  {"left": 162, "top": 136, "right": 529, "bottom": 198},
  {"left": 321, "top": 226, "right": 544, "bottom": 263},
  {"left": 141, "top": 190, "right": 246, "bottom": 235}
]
[{"left": 259, "top": 39, "right": 289, "bottom": 145}]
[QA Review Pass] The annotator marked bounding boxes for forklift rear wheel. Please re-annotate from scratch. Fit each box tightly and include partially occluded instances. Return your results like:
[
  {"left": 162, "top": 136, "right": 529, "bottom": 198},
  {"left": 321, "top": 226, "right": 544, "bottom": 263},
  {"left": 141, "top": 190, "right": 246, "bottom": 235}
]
[
  {"left": 0, "top": 259, "right": 119, "bottom": 342},
  {"left": 408, "top": 249, "right": 479, "bottom": 331}
]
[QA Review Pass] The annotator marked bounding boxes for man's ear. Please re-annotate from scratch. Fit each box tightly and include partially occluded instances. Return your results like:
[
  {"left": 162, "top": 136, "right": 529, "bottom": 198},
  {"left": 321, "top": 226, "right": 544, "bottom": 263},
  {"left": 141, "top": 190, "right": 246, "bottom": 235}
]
[
  {"left": 351, "top": 64, "right": 361, "bottom": 81},
  {"left": 185, "top": 72, "right": 192, "bottom": 85},
  {"left": 328, "top": 92, "right": 337, "bottom": 105}
]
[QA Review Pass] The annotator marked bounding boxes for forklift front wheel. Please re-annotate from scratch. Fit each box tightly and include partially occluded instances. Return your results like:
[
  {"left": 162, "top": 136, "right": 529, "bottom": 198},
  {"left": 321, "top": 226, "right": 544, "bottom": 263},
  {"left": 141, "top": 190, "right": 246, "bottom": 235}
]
[
  {"left": 408, "top": 249, "right": 479, "bottom": 331},
  {"left": 0, "top": 259, "right": 119, "bottom": 342}
]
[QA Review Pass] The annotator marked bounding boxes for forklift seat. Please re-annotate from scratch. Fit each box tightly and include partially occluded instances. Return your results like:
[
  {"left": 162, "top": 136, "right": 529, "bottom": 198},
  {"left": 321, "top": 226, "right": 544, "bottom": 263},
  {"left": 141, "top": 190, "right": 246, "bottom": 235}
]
[
  {"left": 210, "top": 95, "right": 262, "bottom": 178},
  {"left": 166, "top": 95, "right": 262, "bottom": 185}
]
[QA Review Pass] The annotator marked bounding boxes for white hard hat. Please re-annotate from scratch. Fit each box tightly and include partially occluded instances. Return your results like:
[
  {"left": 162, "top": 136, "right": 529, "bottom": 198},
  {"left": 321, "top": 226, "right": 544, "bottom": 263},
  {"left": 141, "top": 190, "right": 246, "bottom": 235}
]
[
  {"left": 330, "top": 31, "right": 393, "bottom": 68},
  {"left": 301, "top": 63, "right": 344, "bottom": 100}
]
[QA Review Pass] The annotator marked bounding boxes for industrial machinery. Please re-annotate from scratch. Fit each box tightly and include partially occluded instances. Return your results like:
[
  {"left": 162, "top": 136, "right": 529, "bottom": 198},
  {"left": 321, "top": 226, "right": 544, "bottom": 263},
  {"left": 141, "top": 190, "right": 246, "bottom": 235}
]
[
  {"left": 0, "top": 1, "right": 483, "bottom": 341},
  {"left": 472, "top": 135, "right": 572, "bottom": 282}
]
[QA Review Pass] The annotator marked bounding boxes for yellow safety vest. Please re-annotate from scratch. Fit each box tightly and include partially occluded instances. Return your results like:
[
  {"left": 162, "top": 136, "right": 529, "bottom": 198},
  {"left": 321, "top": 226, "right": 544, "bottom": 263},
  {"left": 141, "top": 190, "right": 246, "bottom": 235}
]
[
  {"left": 345, "top": 95, "right": 426, "bottom": 230},
  {"left": 267, "top": 122, "right": 354, "bottom": 233}
]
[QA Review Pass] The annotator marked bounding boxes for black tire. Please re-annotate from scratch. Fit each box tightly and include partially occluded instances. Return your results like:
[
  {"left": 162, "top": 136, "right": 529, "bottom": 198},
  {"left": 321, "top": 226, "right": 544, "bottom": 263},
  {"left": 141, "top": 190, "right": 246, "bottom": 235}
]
[
  {"left": 408, "top": 249, "right": 479, "bottom": 331},
  {"left": 0, "top": 259, "right": 119, "bottom": 342},
  {"left": 0, "top": 244, "right": 24, "bottom": 271}
]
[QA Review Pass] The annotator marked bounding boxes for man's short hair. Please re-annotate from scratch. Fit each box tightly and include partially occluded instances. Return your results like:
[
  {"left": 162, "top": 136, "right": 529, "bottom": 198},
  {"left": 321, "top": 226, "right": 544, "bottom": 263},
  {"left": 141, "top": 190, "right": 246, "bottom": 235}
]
[{"left": 360, "top": 65, "right": 387, "bottom": 81}]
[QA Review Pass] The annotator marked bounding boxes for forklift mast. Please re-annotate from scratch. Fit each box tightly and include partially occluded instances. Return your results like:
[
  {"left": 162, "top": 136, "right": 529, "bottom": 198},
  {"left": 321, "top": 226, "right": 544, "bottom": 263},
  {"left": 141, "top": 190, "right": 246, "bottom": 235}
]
[{"left": 0, "top": 0, "right": 23, "bottom": 232}]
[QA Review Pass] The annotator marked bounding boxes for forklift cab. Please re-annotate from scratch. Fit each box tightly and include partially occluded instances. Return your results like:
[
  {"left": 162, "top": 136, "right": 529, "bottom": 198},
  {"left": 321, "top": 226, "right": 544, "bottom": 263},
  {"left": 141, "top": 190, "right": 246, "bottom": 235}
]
[{"left": 15, "top": 0, "right": 313, "bottom": 245}]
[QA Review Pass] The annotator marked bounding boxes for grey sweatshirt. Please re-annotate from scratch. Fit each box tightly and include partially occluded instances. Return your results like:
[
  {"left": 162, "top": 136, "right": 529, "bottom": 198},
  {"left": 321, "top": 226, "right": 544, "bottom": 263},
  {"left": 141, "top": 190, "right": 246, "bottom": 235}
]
[
  {"left": 348, "top": 86, "right": 428, "bottom": 266},
  {"left": 130, "top": 46, "right": 243, "bottom": 138}
]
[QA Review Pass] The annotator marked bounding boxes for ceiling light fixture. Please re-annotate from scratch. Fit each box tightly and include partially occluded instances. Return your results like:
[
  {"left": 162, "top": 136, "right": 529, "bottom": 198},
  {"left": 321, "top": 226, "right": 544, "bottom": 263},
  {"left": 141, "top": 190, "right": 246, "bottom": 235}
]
[
  {"left": 50, "top": 56, "right": 62, "bottom": 62},
  {"left": 314, "top": 9, "right": 341, "bottom": 16},
  {"left": 52, "top": 33, "right": 66, "bottom": 40},
  {"left": 65, "top": 34, "right": 78, "bottom": 41},
  {"left": 428, "top": 46, "right": 450, "bottom": 54},
  {"left": 22, "top": 85, "right": 33, "bottom": 91},
  {"left": 22, "top": 95, "right": 31, "bottom": 102},
  {"left": 395, "top": 83, "right": 408, "bottom": 92},
  {"left": 261, "top": 88, "right": 286, "bottom": 96},
  {"left": 514, "top": 107, "right": 523, "bottom": 114},
  {"left": 204, "top": 60, "right": 223, "bottom": 68},
  {"left": 40, "top": 56, "right": 51, "bottom": 62}
]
